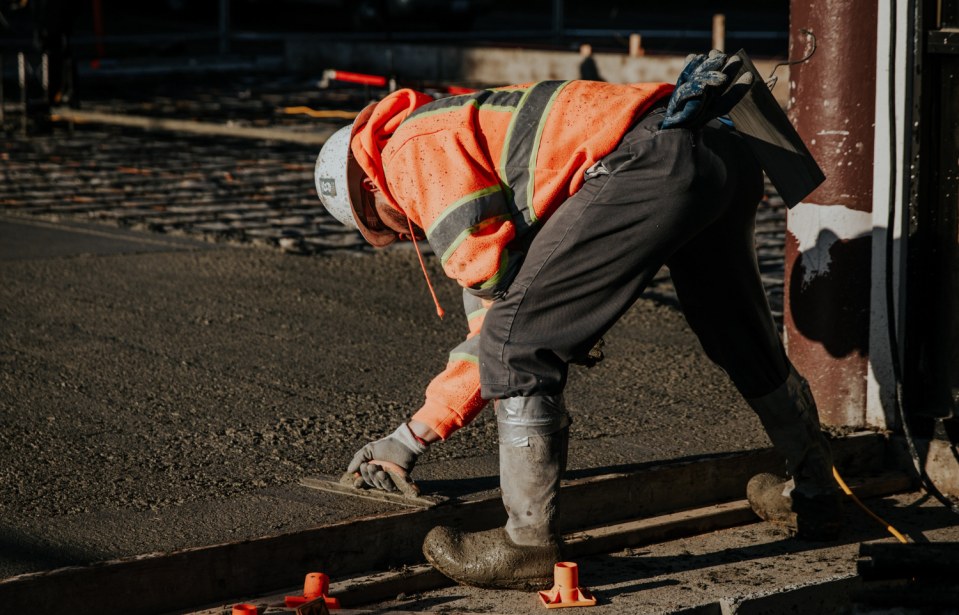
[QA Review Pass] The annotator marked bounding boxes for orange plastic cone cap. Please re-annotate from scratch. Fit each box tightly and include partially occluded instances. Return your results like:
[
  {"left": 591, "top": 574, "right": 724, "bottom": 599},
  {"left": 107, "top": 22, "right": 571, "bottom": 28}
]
[
  {"left": 285, "top": 572, "right": 341, "bottom": 609},
  {"left": 538, "top": 562, "right": 597, "bottom": 609},
  {"left": 304, "top": 572, "right": 330, "bottom": 598},
  {"left": 232, "top": 605, "right": 258, "bottom": 615}
]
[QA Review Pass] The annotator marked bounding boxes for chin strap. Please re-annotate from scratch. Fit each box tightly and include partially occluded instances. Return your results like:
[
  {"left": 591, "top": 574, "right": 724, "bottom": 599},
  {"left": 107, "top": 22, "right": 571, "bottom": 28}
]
[{"left": 408, "top": 217, "right": 445, "bottom": 319}]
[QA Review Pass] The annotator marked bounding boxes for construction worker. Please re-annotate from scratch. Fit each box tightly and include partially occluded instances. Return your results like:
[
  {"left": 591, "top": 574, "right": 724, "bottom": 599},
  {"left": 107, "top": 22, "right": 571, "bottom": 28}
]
[{"left": 314, "top": 51, "right": 842, "bottom": 590}]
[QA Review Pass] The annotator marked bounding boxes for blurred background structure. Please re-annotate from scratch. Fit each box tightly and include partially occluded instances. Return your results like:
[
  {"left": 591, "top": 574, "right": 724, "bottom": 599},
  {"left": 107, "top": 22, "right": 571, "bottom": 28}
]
[
  {"left": 0, "top": 1, "right": 791, "bottom": 117},
  {"left": 1, "top": 1, "right": 957, "bottom": 614},
  {"left": 0, "top": 1, "right": 790, "bottom": 60}
]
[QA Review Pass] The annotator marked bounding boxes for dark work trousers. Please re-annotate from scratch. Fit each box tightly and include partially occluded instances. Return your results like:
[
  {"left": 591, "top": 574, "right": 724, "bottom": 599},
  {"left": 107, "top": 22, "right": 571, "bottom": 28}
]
[{"left": 479, "top": 110, "right": 790, "bottom": 402}]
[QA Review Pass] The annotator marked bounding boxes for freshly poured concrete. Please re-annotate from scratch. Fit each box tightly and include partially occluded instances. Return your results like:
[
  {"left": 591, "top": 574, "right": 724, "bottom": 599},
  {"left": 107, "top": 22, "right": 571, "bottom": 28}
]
[{"left": 0, "top": 215, "right": 772, "bottom": 579}]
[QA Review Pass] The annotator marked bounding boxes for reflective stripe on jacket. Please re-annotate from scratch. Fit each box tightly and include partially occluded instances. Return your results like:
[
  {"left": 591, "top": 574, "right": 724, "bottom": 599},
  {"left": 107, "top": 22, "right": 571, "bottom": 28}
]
[{"left": 351, "top": 80, "right": 673, "bottom": 438}]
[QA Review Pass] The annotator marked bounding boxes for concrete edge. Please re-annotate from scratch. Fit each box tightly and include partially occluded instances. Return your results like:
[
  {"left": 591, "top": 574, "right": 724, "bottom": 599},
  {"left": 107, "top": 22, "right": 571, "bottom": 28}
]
[
  {"left": 888, "top": 434, "right": 959, "bottom": 497},
  {"left": 0, "top": 213, "right": 217, "bottom": 251},
  {"left": 49, "top": 108, "right": 337, "bottom": 146},
  {"left": 668, "top": 575, "right": 861, "bottom": 615},
  {"left": 182, "top": 473, "right": 912, "bottom": 614},
  {"left": 0, "top": 432, "right": 891, "bottom": 615}
]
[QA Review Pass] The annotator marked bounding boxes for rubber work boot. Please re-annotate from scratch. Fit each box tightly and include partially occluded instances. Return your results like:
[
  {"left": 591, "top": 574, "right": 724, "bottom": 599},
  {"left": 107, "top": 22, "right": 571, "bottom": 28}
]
[
  {"left": 423, "top": 395, "right": 569, "bottom": 590},
  {"left": 747, "top": 473, "right": 842, "bottom": 540},
  {"left": 745, "top": 367, "right": 843, "bottom": 541}
]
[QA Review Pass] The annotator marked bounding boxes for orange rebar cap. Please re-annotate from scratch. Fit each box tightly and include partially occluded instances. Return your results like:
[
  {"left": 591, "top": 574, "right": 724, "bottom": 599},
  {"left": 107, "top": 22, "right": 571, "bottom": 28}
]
[
  {"left": 231, "top": 605, "right": 258, "bottom": 615},
  {"left": 538, "top": 562, "right": 597, "bottom": 609},
  {"left": 285, "top": 572, "right": 341, "bottom": 609}
]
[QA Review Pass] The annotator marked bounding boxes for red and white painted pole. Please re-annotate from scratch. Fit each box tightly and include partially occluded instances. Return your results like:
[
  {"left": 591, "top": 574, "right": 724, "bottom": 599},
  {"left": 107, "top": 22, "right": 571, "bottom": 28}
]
[{"left": 785, "top": 0, "right": 908, "bottom": 430}]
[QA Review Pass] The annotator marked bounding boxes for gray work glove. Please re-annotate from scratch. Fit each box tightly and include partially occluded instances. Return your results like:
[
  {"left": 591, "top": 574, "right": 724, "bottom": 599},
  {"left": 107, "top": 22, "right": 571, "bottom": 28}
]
[
  {"left": 661, "top": 49, "right": 753, "bottom": 130},
  {"left": 347, "top": 423, "right": 429, "bottom": 492}
]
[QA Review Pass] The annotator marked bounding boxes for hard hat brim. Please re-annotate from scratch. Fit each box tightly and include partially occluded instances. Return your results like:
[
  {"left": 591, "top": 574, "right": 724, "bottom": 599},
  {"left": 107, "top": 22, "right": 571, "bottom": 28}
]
[{"left": 346, "top": 103, "right": 398, "bottom": 248}]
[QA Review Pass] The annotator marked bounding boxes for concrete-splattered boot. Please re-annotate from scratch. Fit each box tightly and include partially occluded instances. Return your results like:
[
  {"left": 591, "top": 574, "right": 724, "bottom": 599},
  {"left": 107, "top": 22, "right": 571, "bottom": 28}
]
[
  {"left": 423, "top": 395, "right": 569, "bottom": 590},
  {"left": 746, "top": 366, "right": 843, "bottom": 540}
]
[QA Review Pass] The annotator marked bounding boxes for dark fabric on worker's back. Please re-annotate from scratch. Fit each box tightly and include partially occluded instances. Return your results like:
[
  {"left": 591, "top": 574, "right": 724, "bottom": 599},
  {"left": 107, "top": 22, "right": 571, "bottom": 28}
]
[{"left": 479, "top": 111, "right": 789, "bottom": 401}]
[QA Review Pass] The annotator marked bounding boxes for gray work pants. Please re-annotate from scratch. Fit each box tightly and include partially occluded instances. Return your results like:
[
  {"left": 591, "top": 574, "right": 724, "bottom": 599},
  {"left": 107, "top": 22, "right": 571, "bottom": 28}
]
[{"left": 479, "top": 110, "right": 789, "bottom": 401}]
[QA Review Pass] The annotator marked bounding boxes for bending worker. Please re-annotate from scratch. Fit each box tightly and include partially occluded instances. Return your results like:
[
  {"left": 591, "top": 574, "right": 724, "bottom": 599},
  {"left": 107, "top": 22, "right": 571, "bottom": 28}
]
[{"left": 314, "top": 51, "right": 842, "bottom": 590}]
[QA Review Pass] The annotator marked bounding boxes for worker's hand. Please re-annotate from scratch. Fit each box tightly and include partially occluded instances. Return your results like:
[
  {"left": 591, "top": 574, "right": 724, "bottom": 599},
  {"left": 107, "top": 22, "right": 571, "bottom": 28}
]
[
  {"left": 661, "top": 50, "right": 753, "bottom": 130},
  {"left": 347, "top": 423, "right": 429, "bottom": 492}
]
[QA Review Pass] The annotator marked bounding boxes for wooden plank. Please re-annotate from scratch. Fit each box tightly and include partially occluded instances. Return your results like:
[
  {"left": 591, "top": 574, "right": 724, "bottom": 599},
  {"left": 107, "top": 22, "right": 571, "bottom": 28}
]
[
  {"left": 183, "top": 472, "right": 912, "bottom": 613},
  {"left": 299, "top": 475, "right": 447, "bottom": 509},
  {"left": 183, "top": 499, "right": 750, "bottom": 613},
  {"left": 567, "top": 472, "right": 912, "bottom": 558},
  {"left": 564, "top": 500, "right": 755, "bottom": 559},
  {"left": 0, "top": 434, "right": 890, "bottom": 615},
  {"left": 332, "top": 567, "right": 452, "bottom": 609},
  {"left": 332, "top": 472, "right": 911, "bottom": 608},
  {"left": 558, "top": 430, "right": 887, "bottom": 531},
  {"left": 49, "top": 108, "right": 337, "bottom": 146}
]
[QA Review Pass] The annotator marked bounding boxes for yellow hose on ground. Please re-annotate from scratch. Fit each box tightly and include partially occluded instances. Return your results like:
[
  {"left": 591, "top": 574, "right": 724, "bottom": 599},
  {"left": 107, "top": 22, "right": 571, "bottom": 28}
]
[
  {"left": 833, "top": 466, "right": 909, "bottom": 543},
  {"left": 282, "top": 107, "right": 359, "bottom": 120}
]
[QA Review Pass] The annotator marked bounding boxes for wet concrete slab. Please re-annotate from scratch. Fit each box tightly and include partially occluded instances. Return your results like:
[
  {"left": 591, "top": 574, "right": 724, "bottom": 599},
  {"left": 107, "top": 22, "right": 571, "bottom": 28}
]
[
  {"left": 0, "top": 216, "right": 212, "bottom": 261},
  {"left": 0, "top": 217, "right": 776, "bottom": 581}
]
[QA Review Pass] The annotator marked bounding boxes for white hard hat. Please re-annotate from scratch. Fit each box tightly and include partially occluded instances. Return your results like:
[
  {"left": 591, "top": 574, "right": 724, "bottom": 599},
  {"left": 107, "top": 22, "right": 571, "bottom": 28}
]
[
  {"left": 313, "top": 103, "right": 398, "bottom": 247},
  {"left": 314, "top": 124, "right": 359, "bottom": 230}
]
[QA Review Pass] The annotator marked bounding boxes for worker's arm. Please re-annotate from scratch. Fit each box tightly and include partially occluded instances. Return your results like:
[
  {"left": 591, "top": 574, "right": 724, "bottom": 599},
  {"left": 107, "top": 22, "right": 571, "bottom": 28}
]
[
  {"left": 409, "top": 290, "right": 491, "bottom": 439},
  {"left": 348, "top": 292, "right": 490, "bottom": 491}
]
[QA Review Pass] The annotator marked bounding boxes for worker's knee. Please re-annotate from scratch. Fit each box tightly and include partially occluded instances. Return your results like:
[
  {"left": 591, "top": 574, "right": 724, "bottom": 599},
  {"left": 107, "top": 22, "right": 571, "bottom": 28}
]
[{"left": 495, "top": 395, "right": 571, "bottom": 447}]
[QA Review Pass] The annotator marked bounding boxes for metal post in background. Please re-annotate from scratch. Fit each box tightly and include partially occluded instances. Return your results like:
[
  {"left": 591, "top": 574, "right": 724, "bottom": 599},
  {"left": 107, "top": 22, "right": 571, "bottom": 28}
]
[
  {"left": 17, "top": 52, "right": 26, "bottom": 136},
  {"left": 712, "top": 13, "right": 726, "bottom": 51},
  {"left": 784, "top": 0, "right": 879, "bottom": 428},
  {"left": 907, "top": 0, "right": 959, "bottom": 424},
  {"left": 41, "top": 53, "right": 49, "bottom": 104},
  {"left": 1, "top": 54, "right": 4, "bottom": 127}
]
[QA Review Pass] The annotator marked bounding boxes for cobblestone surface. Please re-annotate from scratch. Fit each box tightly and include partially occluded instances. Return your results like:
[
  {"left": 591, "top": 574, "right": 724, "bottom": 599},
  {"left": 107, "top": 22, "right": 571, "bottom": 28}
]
[
  {"left": 1, "top": 81, "right": 787, "bottom": 319},
  {"left": 76, "top": 76, "right": 374, "bottom": 128},
  {"left": 1, "top": 125, "right": 370, "bottom": 254}
]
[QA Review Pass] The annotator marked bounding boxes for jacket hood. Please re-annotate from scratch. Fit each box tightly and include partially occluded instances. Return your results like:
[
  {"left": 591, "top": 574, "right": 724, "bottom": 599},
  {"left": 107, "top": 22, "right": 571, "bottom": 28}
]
[{"left": 350, "top": 88, "right": 434, "bottom": 214}]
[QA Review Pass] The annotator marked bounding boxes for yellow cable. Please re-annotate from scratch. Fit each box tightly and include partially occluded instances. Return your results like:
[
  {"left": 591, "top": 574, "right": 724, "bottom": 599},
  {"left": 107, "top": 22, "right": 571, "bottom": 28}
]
[
  {"left": 281, "top": 106, "right": 359, "bottom": 120},
  {"left": 833, "top": 466, "right": 909, "bottom": 543}
]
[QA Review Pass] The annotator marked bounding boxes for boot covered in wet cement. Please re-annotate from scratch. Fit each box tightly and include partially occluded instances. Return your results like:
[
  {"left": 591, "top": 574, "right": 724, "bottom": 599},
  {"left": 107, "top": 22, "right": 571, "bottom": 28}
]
[
  {"left": 421, "top": 526, "right": 561, "bottom": 590},
  {"left": 423, "top": 395, "right": 569, "bottom": 590},
  {"left": 745, "top": 367, "right": 842, "bottom": 541},
  {"left": 747, "top": 473, "right": 842, "bottom": 541}
]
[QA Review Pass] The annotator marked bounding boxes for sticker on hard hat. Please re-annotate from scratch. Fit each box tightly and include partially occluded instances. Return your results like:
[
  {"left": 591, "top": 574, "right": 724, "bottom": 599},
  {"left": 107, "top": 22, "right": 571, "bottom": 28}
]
[{"left": 318, "top": 177, "right": 337, "bottom": 197}]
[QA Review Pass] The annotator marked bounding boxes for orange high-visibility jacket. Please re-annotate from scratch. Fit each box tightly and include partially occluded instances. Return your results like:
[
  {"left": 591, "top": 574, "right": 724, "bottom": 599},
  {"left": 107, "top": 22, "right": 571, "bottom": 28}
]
[{"left": 351, "top": 80, "right": 673, "bottom": 439}]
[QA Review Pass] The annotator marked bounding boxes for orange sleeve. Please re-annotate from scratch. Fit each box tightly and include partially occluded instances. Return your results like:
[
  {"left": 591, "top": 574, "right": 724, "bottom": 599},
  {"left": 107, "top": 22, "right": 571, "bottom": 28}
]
[{"left": 411, "top": 292, "right": 490, "bottom": 439}]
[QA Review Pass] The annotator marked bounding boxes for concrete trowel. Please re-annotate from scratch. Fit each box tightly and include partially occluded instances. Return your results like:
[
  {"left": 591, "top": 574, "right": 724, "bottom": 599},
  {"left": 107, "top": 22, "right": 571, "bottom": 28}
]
[{"left": 300, "top": 460, "right": 448, "bottom": 508}]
